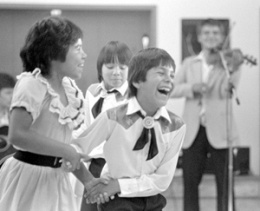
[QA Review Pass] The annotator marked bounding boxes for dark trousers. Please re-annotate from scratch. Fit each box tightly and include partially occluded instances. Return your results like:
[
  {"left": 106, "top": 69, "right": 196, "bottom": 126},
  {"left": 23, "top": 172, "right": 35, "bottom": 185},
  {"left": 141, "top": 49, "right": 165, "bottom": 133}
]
[
  {"left": 81, "top": 158, "right": 106, "bottom": 211},
  {"left": 98, "top": 194, "right": 166, "bottom": 211},
  {"left": 182, "top": 125, "right": 235, "bottom": 211}
]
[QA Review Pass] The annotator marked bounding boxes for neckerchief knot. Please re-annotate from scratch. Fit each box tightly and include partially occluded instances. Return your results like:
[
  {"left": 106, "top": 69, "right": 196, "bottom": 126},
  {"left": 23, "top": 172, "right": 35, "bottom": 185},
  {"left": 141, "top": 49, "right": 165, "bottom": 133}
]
[{"left": 133, "top": 111, "right": 158, "bottom": 160}]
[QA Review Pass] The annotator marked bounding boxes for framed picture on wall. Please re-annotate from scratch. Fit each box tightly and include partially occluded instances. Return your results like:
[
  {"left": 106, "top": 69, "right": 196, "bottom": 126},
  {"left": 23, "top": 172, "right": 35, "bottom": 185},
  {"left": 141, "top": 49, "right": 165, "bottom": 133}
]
[{"left": 181, "top": 19, "right": 230, "bottom": 61}]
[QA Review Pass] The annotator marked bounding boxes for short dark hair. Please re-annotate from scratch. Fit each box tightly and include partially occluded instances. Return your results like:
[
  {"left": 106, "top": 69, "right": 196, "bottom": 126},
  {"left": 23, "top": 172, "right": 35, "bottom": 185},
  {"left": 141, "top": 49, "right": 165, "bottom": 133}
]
[
  {"left": 96, "top": 41, "right": 133, "bottom": 82},
  {"left": 0, "top": 72, "right": 16, "bottom": 91},
  {"left": 128, "top": 48, "right": 175, "bottom": 98},
  {"left": 20, "top": 16, "right": 83, "bottom": 76},
  {"left": 197, "top": 18, "right": 225, "bottom": 35}
]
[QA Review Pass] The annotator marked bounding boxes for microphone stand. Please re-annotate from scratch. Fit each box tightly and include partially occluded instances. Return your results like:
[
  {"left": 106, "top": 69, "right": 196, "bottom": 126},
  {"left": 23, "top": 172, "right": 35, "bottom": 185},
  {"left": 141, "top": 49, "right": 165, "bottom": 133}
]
[{"left": 219, "top": 52, "right": 240, "bottom": 211}]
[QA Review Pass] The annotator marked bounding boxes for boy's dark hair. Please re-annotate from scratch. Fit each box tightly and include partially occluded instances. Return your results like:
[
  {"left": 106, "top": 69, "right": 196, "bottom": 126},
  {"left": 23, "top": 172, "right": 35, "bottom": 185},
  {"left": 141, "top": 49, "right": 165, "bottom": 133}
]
[
  {"left": 197, "top": 18, "right": 225, "bottom": 35},
  {"left": 20, "top": 16, "right": 83, "bottom": 76},
  {"left": 128, "top": 47, "right": 175, "bottom": 98},
  {"left": 0, "top": 72, "right": 16, "bottom": 91},
  {"left": 96, "top": 41, "right": 133, "bottom": 82}
]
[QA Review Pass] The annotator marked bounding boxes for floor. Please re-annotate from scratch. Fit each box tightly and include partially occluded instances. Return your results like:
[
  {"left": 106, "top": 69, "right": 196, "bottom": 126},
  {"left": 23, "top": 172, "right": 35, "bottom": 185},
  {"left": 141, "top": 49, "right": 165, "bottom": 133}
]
[{"left": 162, "top": 170, "right": 260, "bottom": 211}]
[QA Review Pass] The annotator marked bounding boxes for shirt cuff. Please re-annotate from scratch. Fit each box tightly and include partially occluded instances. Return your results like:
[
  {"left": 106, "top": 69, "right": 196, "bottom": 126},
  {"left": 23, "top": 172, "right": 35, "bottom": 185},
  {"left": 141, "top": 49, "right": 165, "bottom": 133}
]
[{"left": 117, "top": 178, "right": 138, "bottom": 197}]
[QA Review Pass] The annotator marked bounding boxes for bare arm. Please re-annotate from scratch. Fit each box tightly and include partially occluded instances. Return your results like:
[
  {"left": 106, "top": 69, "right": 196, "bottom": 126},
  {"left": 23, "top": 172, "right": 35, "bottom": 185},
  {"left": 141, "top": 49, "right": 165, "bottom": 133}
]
[
  {"left": 72, "top": 162, "right": 94, "bottom": 184},
  {"left": 8, "top": 107, "right": 81, "bottom": 171}
]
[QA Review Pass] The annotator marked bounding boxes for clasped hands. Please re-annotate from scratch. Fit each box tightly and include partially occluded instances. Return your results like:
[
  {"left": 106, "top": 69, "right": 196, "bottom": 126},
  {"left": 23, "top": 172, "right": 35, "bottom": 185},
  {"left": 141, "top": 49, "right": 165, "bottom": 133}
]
[
  {"left": 61, "top": 149, "right": 120, "bottom": 204},
  {"left": 83, "top": 178, "right": 120, "bottom": 204}
]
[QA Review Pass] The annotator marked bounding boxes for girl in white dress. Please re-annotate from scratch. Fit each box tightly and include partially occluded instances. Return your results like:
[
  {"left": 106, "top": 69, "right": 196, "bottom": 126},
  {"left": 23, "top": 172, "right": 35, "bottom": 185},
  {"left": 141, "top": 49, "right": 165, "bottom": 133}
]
[{"left": 0, "top": 16, "right": 88, "bottom": 211}]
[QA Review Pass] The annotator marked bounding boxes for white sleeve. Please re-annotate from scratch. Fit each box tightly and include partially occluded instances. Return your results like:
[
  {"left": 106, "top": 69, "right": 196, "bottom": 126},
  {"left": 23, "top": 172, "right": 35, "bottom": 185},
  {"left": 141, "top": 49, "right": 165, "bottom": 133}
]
[
  {"left": 11, "top": 76, "right": 46, "bottom": 122},
  {"left": 118, "top": 124, "right": 186, "bottom": 197},
  {"left": 72, "top": 112, "right": 113, "bottom": 155}
]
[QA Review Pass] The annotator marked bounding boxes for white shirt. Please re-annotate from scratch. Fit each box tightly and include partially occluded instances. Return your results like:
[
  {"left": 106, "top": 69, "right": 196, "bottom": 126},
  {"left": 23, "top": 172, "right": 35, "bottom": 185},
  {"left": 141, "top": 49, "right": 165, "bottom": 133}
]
[
  {"left": 86, "top": 80, "right": 128, "bottom": 126},
  {"left": 197, "top": 52, "right": 214, "bottom": 83},
  {"left": 197, "top": 52, "right": 214, "bottom": 125},
  {"left": 73, "top": 81, "right": 128, "bottom": 139},
  {"left": 73, "top": 97, "right": 186, "bottom": 197}
]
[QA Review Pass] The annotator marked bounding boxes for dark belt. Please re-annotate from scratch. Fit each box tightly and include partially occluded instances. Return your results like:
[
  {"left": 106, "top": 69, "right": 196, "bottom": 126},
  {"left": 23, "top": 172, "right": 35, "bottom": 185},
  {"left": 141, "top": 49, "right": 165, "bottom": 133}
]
[{"left": 13, "top": 150, "right": 62, "bottom": 168}]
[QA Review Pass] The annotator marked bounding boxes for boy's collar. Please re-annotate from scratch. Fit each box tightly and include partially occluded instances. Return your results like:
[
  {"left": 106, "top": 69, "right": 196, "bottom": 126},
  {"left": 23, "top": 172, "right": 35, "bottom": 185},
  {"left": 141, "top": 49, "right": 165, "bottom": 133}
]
[
  {"left": 126, "top": 97, "right": 171, "bottom": 123},
  {"left": 96, "top": 81, "right": 128, "bottom": 96}
]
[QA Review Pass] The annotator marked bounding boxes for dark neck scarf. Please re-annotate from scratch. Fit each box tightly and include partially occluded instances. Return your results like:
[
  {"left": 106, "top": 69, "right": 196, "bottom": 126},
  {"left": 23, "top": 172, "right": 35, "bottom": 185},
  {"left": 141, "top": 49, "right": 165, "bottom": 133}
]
[
  {"left": 133, "top": 111, "right": 158, "bottom": 160},
  {"left": 91, "top": 89, "right": 119, "bottom": 118}
]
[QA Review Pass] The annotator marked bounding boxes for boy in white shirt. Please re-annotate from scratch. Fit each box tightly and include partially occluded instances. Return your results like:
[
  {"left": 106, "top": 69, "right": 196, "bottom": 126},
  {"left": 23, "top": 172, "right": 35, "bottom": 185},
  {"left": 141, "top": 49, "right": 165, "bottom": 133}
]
[{"left": 72, "top": 47, "right": 186, "bottom": 211}]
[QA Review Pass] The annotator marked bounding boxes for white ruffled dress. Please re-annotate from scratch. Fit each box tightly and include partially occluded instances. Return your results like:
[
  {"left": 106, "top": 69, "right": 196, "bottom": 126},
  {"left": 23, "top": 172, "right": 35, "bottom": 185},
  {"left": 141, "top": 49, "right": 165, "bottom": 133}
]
[{"left": 0, "top": 69, "right": 85, "bottom": 211}]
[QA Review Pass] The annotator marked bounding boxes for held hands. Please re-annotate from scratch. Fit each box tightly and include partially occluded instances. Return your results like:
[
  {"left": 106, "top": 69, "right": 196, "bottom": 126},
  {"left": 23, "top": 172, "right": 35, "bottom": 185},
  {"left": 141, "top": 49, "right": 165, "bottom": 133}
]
[{"left": 84, "top": 178, "right": 120, "bottom": 204}]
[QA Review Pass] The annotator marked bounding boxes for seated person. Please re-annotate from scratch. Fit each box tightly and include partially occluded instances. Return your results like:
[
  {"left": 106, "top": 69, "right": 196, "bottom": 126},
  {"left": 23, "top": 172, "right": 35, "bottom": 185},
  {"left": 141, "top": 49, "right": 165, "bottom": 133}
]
[{"left": 0, "top": 72, "right": 16, "bottom": 167}]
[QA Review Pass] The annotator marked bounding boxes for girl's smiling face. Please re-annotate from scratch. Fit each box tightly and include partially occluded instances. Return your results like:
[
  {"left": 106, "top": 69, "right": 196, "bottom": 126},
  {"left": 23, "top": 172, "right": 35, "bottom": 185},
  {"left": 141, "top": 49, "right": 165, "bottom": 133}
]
[
  {"left": 133, "top": 65, "right": 175, "bottom": 116},
  {"left": 53, "top": 38, "right": 87, "bottom": 80}
]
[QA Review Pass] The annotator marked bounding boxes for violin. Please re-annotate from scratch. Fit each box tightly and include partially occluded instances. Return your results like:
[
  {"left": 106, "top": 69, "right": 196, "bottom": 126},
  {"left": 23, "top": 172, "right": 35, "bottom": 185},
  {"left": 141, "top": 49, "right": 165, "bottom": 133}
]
[
  {"left": 206, "top": 47, "right": 257, "bottom": 70},
  {"left": 205, "top": 22, "right": 257, "bottom": 69}
]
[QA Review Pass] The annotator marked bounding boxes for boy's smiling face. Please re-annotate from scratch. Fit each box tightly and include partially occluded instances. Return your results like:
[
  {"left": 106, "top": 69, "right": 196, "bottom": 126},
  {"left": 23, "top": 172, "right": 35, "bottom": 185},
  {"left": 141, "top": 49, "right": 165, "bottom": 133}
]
[{"left": 133, "top": 65, "right": 175, "bottom": 116}]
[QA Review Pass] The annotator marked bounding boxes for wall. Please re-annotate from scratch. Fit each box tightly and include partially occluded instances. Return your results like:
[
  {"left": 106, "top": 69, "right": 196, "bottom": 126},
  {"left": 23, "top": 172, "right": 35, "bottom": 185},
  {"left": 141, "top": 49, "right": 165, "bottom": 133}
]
[{"left": 0, "top": 0, "right": 259, "bottom": 175}]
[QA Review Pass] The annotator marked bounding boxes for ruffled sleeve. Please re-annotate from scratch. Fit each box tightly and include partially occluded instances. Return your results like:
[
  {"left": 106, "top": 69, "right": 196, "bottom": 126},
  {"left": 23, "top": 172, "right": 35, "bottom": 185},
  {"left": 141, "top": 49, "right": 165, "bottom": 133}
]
[
  {"left": 11, "top": 69, "right": 47, "bottom": 122},
  {"left": 11, "top": 68, "right": 86, "bottom": 130}
]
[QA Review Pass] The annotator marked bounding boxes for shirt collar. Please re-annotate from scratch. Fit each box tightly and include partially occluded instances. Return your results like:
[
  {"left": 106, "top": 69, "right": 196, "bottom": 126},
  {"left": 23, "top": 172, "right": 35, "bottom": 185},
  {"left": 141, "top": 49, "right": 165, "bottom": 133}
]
[
  {"left": 126, "top": 97, "right": 172, "bottom": 123},
  {"left": 196, "top": 52, "right": 204, "bottom": 61},
  {"left": 95, "top": 81, "right": 128, "bottom": 96},
  {"left": 196, "top": 52, "right": 214, "bottom": 70},
  {"left": 116, "top": 81, "right": 128, "bottom": 96}
]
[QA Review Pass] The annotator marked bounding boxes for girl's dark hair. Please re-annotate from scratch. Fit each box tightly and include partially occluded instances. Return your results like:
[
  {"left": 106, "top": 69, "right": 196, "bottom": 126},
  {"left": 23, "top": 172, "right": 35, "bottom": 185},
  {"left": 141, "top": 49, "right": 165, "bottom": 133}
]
[
  {"left": 128, "top": 47, "right": 175, "bottom": 98},
  {"left": 96, "top": 41, "right": 132, "bottom": 82},
  {"left": 20, "top": 16, "right": 83, "bottom": 76}
]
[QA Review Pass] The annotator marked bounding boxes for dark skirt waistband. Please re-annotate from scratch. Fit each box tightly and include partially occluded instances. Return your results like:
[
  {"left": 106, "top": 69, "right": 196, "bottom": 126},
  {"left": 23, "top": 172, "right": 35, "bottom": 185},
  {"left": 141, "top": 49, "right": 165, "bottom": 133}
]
[{"left": 13, "top": 150, "right": 62, "bottom": 168}]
